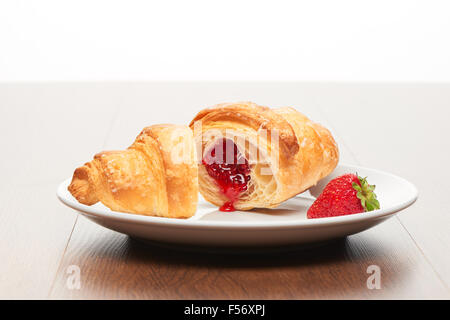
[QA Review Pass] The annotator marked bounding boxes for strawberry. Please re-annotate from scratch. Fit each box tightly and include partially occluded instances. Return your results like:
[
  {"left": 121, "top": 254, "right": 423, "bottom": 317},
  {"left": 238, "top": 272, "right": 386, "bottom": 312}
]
[{"left": 307, "top": 173, "right": 380, "bottom": 219}]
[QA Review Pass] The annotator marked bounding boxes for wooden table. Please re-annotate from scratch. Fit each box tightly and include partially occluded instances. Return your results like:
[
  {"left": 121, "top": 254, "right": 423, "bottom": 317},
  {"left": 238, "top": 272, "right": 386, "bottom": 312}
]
[{"left": 0, "top": 82, "right": 449, "bottom": 299}]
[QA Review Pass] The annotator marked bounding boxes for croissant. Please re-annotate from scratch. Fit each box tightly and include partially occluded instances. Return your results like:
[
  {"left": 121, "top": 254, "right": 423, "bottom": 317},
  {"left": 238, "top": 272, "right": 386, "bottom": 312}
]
[
  {"left": 189, "top": 102, "right": 339, "bottom": 211},
  {"left": 68, "top": 124, "right": 198, "bottom": 218}
]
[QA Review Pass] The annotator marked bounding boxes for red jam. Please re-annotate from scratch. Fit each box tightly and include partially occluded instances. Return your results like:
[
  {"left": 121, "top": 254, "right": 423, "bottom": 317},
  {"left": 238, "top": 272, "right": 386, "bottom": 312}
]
[{"left": 202, "top": 139, "right": 251, "bottom": 212}]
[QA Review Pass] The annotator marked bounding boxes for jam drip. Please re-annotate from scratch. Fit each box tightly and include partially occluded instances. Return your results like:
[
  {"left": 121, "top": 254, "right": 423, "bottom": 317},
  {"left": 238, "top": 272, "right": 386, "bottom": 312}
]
[{"left": 202, "top": 139, "right": 251, "bottom": 212}]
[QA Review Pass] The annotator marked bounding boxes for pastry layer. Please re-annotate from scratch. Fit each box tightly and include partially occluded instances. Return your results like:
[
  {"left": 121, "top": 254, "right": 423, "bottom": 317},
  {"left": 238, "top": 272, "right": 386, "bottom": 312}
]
[
  {"left": 68, "top": 124, "right": 198, "bottom": 218},
  {"left": 190, "top": 102, "right": 339, "bottom": 210}
]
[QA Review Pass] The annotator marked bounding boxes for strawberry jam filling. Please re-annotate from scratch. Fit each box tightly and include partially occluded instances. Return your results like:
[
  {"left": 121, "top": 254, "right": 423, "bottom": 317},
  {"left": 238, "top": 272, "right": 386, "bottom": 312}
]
[{"left": 202, "top": 139, "right": 251, "bottom": 212}]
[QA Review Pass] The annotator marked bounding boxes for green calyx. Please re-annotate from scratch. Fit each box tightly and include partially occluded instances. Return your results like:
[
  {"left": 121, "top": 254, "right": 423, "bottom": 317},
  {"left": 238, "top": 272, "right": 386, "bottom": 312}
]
[{"left": 352, "top": 176, "right": 380, "bottom": 212}]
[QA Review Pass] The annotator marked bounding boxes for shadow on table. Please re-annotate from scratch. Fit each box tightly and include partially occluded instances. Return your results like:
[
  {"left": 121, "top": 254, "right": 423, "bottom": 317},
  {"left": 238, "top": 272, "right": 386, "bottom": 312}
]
[
  {"left": 68, "top": 232, "right": 409, "bottom": 299},
  {"left": 120, "top": 236, "right": 378, "bottom": 268}
]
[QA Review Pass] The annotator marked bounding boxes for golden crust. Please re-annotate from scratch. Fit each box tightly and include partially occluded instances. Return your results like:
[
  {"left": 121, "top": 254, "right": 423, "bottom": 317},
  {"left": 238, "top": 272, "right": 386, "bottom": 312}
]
[
  {"left": 68, "top": 124, "right": 198, "bottom": 218},
  {"left": 189, "top": 102, "right": 339, "bottom": 210},
  {"left": 190, "top": 102, "right": 299, "bottom": 157},
  {"left": 137, "top": 125, "right": 198, "bottom": 218}
]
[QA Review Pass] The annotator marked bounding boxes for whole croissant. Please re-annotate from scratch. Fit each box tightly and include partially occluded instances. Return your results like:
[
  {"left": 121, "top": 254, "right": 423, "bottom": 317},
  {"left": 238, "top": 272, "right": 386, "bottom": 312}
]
[
  {"left": 68, "top": 124, "right": 198, "bottom": 218},
  {"left": 189, "top": 102, "right": 339, "bottom": 211}
]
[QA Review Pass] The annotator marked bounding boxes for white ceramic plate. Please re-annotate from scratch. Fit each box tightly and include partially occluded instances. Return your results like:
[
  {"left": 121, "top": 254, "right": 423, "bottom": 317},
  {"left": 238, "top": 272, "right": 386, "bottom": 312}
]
[{"left": 57, "top": 164, "right": 418, "bottom": 249}]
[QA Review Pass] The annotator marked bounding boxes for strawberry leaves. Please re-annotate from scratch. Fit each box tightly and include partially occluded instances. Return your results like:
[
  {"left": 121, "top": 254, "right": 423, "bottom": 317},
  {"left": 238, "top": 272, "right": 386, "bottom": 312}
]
[{"left": 352, "top": 176, "right": 380, "bottom": 212}]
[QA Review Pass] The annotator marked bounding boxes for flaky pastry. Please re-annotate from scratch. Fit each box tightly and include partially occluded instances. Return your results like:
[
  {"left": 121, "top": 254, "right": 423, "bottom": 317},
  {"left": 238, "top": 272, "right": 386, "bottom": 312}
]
[
  {"left": 68, "top": 124, "right": 198, "bottom": 218},
  {"left": 189, "top": 102, "right": 339, "bottom": 211}
]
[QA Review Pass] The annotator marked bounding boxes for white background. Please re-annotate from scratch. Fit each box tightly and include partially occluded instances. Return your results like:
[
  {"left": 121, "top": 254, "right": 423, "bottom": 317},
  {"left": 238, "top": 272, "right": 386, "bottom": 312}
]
[{"left": 1, "top": 0, "right": 449, "bottom": 82}]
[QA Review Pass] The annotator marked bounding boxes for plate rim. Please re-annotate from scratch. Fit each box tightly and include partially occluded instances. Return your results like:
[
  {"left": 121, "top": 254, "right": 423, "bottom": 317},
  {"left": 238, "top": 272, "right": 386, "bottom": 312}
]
[{"left": 56, "top": 163, "right": 418, "bottom": 230}]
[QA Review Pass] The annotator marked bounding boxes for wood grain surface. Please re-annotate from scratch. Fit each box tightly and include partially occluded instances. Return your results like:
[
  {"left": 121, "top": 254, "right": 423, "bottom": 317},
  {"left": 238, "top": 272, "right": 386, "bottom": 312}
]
[{"left": 0, "top": 82, "right": 448, "bottom": 299}]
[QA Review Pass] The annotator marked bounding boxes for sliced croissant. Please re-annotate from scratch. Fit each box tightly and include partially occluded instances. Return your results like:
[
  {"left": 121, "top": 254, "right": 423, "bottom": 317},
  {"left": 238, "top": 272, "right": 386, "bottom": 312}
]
[
  {"left": 68, "top": 124, "right": 198, "bottom": 218},
  {"left": 189, "top": 102, "right": 339, "bottom": 211}
]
